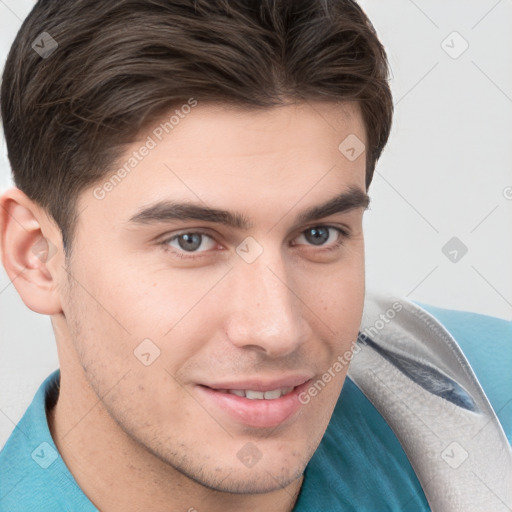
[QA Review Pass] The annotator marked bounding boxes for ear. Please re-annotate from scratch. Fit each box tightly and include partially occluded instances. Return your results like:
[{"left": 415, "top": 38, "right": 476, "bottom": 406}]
[{"left": 0, "top": 188, "right": 63, "bottom": 315}]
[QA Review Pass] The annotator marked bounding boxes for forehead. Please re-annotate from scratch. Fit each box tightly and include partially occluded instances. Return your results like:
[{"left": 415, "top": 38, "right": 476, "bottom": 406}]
[
  {"left": 78, "top": 100, "right": 367, "bottom": 225},
  {"left": 152, "top": 100, "right": 365, "bottom": 156}
]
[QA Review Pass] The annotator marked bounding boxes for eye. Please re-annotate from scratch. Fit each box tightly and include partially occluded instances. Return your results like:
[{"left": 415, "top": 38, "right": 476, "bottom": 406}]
[
  {"left": 160, "top": 225, "right": 349, "bottom": 260},
  {"left": 163, "top": 231, "right": 217, "bottom": 257},
  {"left": 294, "top": 226, "right": 348, "bottom": 249}
]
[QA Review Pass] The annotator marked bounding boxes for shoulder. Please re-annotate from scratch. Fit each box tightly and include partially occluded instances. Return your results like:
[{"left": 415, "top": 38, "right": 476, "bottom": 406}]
[
  {"left": 417, "top": 302, "right": 512, "bottom": 442},
  {"left": 297, "top": 298, "right": 511, "bottom": 511},
  {"left": 0, "top": 370, "right": 97, "bottom": 512}
]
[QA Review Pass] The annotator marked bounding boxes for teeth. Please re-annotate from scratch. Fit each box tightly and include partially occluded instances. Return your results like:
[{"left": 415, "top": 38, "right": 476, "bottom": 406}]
[
  {"left": 245, "top": 390, "right": 265, "bottom": 400},
  {"left": 225, "top": 387, "right": 295, "bottom": 400},
  {"left": 263, "top": 389, "right": 282, "bottom": 400}
]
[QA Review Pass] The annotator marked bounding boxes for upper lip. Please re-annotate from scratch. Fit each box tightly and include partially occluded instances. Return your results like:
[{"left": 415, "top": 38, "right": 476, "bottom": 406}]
[{"left": 199, "top": 374, "right": 313, "bottom": 392}]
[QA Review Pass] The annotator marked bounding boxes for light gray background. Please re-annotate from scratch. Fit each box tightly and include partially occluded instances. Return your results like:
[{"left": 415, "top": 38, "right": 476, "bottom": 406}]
[{"left": 1, "top": 0, "right": 511, "bottom": 448}]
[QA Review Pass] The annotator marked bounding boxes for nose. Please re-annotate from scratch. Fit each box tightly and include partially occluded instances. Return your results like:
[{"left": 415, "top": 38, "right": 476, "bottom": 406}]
[{"left": 225, "top": 251, "right": 311, "bottom": 358}]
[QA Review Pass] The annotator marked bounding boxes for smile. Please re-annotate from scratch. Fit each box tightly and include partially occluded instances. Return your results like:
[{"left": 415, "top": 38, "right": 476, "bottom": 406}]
[
  {"left": 196, "top": 377, "right": 313, "bottom": 429},
  {"left": 214, "top": 387, "right": 295, "bottom": 399}
]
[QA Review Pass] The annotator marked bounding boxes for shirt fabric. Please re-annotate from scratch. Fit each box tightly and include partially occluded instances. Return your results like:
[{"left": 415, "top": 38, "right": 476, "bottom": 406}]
[{"left": 1, "top": 302, "right": 511, "bottom": 512}]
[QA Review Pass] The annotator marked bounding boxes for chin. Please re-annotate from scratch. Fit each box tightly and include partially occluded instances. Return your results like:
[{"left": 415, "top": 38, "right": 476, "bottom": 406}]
[{"left": 200, "top": 465, "right": 305, "bottom": 495}]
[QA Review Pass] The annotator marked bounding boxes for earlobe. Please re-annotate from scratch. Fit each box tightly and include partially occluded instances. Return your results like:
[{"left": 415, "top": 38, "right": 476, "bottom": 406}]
[{"left": 0, "top": 188, "right": 63, "bottom": 315}]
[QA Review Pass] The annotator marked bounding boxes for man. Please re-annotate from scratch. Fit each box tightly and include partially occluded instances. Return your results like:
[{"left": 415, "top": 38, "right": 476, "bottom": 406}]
[{"left": 0, "top": 1, "right": 510, "bottom": 511}]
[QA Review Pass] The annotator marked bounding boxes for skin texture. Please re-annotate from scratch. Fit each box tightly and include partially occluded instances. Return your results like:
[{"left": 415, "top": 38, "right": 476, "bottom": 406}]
[{"left": 0, "top": 100, "right": 368, "bottom": 512}]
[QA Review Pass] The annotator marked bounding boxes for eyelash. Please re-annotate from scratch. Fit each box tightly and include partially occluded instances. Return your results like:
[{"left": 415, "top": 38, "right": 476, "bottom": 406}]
[{"left": 159, "top": 225, "right": 350, "bottom": 260}]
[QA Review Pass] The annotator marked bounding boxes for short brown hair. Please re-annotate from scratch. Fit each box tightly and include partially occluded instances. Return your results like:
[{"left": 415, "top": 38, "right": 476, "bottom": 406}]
[{"left": 1, "top": 0, "right": 393, "bottom": 251}]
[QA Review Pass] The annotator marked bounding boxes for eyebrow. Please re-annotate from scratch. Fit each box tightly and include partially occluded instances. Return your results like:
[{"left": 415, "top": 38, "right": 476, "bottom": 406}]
[{"left": 128, "top": 186, "right": 370, "bottom": 229}]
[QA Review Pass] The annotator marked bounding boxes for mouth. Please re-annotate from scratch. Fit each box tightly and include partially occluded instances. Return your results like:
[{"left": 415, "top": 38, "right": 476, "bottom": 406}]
[
  {"left": 196, "top": 376, "right": 313, "bottom": 429},
  {"left": 211, "top": 386, "right": 296, "bottom": 400}
]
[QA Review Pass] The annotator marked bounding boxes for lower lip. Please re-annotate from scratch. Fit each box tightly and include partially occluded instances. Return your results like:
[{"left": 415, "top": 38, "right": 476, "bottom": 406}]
[{"left": 196, "top": 381, "right": 311, "bottom": 429}]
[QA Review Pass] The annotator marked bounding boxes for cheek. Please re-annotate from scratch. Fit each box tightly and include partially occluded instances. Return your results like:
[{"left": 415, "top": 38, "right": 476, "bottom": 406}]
[
  {"left": 97, "top": 260, "right": 228, "bottom": 334},
  {"left": 297, "top": 247, "right": 365, "bottom": 332},
  {"left": 64, "top": 277, "right": 187, "bottom": 426},
  {"left": 63, "top": 259, "right": 237, "bottom": 419}
]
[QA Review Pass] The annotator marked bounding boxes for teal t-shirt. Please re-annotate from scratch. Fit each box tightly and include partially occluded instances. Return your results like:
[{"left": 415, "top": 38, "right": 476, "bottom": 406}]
[{"left": 1, "top": 303, "right": 511, "bottom": 511}]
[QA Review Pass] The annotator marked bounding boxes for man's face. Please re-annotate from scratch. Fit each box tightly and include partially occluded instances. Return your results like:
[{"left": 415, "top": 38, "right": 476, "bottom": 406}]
[{"left": 59, "top": 101, "right": 368, "bottom": 493}]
